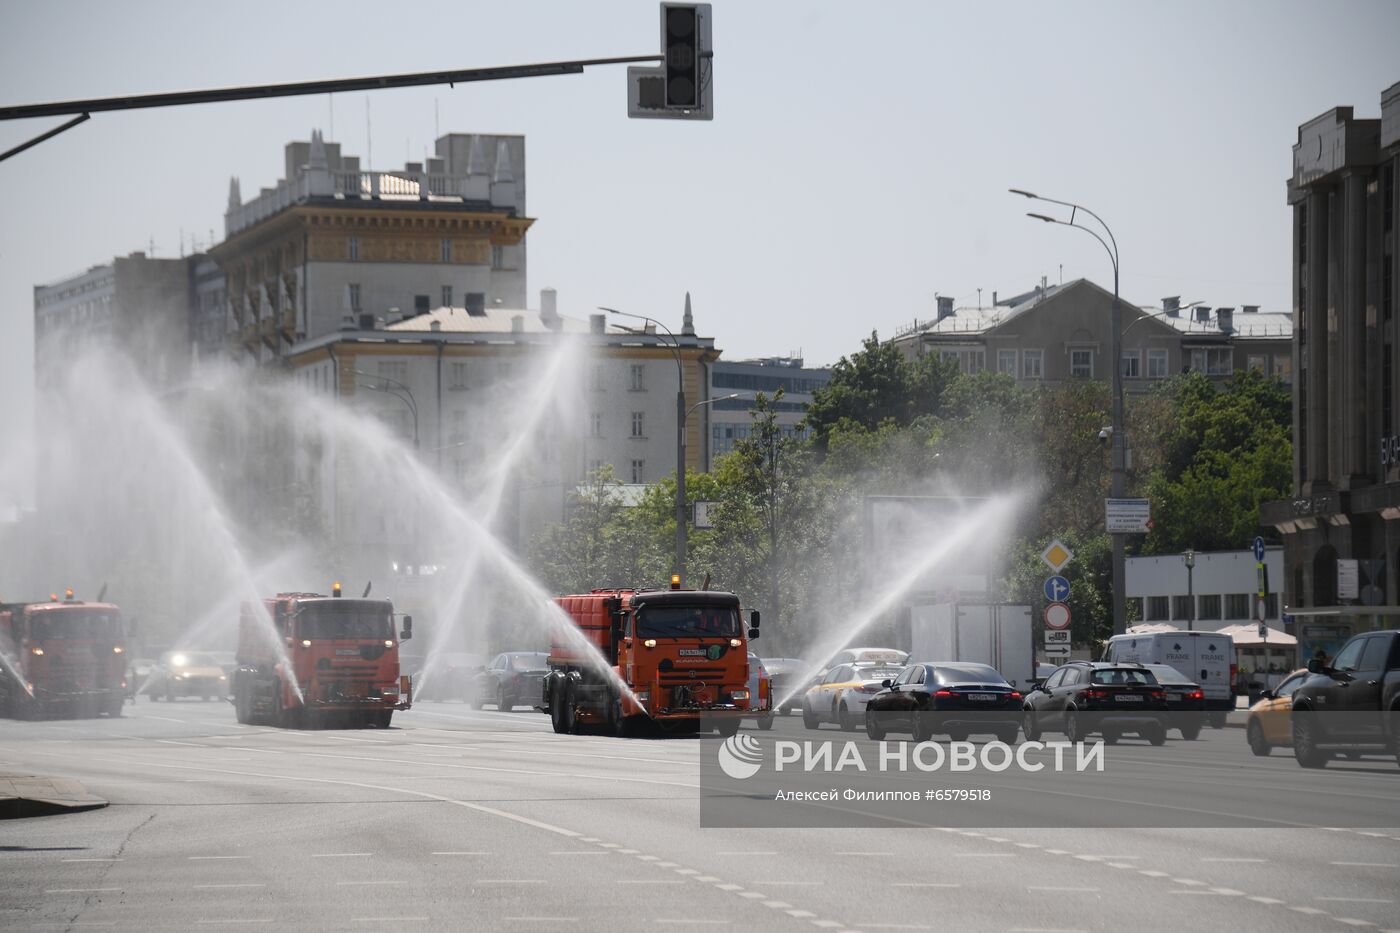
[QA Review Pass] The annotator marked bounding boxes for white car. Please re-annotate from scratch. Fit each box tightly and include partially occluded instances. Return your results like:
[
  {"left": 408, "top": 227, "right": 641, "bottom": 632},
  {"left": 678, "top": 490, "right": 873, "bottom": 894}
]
[{"left": 801, "top": 661, "right": 907, "bottom": 731}]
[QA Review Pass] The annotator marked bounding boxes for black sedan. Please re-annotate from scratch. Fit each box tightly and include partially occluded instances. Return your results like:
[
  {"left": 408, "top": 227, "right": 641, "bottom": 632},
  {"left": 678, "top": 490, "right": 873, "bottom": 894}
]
[
  {"left": 1141, "top": 663, "right": 1205, "bottom": 740},
  {"left": 865, "top": 662, "right": 1023, "bottom": 743},
  {"left": 1022, "top": 661, "right": 1169, "bottom": 745},
  {"left": 473, "top": 652, "right": 550, "bottom": 711}
]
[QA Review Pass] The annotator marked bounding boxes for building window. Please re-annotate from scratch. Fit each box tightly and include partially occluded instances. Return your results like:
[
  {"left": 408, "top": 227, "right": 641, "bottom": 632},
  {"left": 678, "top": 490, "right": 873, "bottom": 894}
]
[
  {"left": 348, "top": 283, "right": 361, "bottom": 311},
  {"left": 377, "top": 361, "right": 407, "bottom": 385},
  {"left": 1121, "top": 351, "right": 1140, "bottom": 379},
  {"left": 1171, "top": 595, "right": 1193, "bottom": 622},
  {"left": 1023, "top": 349, "right": 1044, "bottom": 379},
  {"left": 492, "top": 245, "right": 505, "bottom": 269},
  {"left": 631, "top": 459, "right": 645, "bottom": 484},
  {"left": 1273, "top": 355, "right": 1292, "bottom": 379},
  {"left": 440, "top": 238, "right": 451, "bottom": 262},
  {"left": 1264, "top": 593, "right": 1278, "bottom": 618},
  {"left": 414, "top": 294, "right": 430, "bottom": 316},
  {"left": 631, "top": 411, "right": 645, "bottom": 438},
  {"left": 1225, "top": 593, "right": 1250, "bottom": 619},
  {"left": 348, "top": 236, "right": 360, "bottom": 261},
  {"left": 1247, "top": 355, "right": 1266, "bottom": 373},
  {"left": 1198, "top": 594, "right": 1222, "bottom": 620},
  {"left": 630, "top": 364, "right": 645, "bottom": 391},
  {"left": 941, "top": 348, "right": 984, "bottom": 374},
  {"left": 1147, "top": 348, "right": 1168, "bottom": 379},
  {"left": 1146, "top": 596, "right": 1169, "bottom": 621},
  {"left": 997, "top": 349, "right": 1017, "bottom": 376},
  {"left": 1070, "top": 348, "right": 1093, "bottom": 378},
  {"left": 449, "top": 361, "right": 467, "bottom": 390},
  {"left": 441, "top": 285, "right": 453, "bottom": 309},
  {"left": 590, "top": 412, "right": 603, "bottom": 437},
  {"left": 1190, "top": 347, "right": 1233, "bottom": 375}
]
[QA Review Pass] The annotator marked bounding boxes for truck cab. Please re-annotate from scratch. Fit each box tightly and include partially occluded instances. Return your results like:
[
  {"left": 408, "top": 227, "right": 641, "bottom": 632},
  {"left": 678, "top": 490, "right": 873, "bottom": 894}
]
[
  {"left": 0, "top": 595, "right": 127, "bottom": 720},
  {"left": 234, "top": 588, "right": 412, "bottom": 729},
  {"left": 545, "top": 586, "right": 759, "bottom": 737}
]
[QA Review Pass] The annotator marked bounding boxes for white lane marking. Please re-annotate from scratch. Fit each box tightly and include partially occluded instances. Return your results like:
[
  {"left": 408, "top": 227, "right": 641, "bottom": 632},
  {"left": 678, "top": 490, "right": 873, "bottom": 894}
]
[
  {"left": 715, "top": 851, "right": 777, "bottom": 856},
  {"left": 619, "top": 880, "right": 686, "bottom": 884},
  {"left": 336, "top": 881, "right": 407, "bottom": 886},
  {"left": 1201, "top": 857, "right": 1267, "bottom": 863},
  {"left": 674, "top": 868, "right": 700, "bottom": 876},
  {"left": 863, "top": 926, "right": 933, "bottom": 931},
  {"left": 785, "top": 911, "right": 817, "bottom": 919},
  {"left": 1333, "top": 921, "right": 1378, "bottom": 928},
  {"left": 763, "top": 902, "right": 793, "bottom": 909},
  {"left": 738, "top": 892, "right": 767, "bottom": 899},
  {"left": 194, "top": 922, "right": 273, "bottom": 926},
  {"left": 44, "top": 888, "right": 121, "bottom": 893},
  {"left": 956, "top": 852, "right": 1014, "bottom": 857},
  {"left": 473, "top": 879, "right": 547, "bottom": 884},
  {"left": 1027, "top": 887, "right": 1100, "bottom": 893},
  {"left": 431, "top": 852, "right": 487, "bottom": 856},
  {"left": 189, "top": 856, "right": 250, "bottom": 860},
  {"left": 1317, "top": 898, "right": 1395, "bottom": 904},
  {"left": 503, "top": 920, "right": 581, "bottom": 924},
  {"left": 1331, "top": 862, "right": 1399, "bottom": 868},
  {"left": 155, "top": 739, "right": 207, "bottom": 747},
  {"left": 194, "top": 884, "right": 265, "bottom": 889},
  {"left": 549, "top": 851, "right": 609, "bottom": 856},
  {"left": 1173, "top": 878, "right": 1207, "bottom": 886},
  {"left": 715, "top": 884, "right": 744, "bottom": 892},
  {"left": 891, "top": 883, "right": 961, "bottom": 888},
  {"left": 811, "top": 922, "right": 843, "bottom": 930},
  {"left": 835, "top": 851, "right": 892, "bottom": 856},
  {"left": 655, "top": 921, "right": 730, "bottom": 926},
  {"left": 753, "top": 881, "right": 820, "bottom": 886},
  {"left": 1247, "top": 897, "right": 1286, "bottom": 905},
  {"left": 692, "top": 875, "right": 722, "bottom": 882},
  {"left": 637, "top": 855, "right": 661, "bottom": 861},
  {"left": 1138, "top": 870, "right": 1171, "bottom": 878},
  {"left": 60, "top": 858, "right": 122, "bottom": 862},
  {"left": 350, "top": 919, "right": 430, "bottom": 923},
  {"left": 1290, "top": 907, "right": 1328, "bottom": 915},
  {"left": 312, "top": 852, "right": 371, "bottom": 858},
  {"left": 1209, "top": 888, "right": 1246, "bottom": 896},
  {"left": 1014, "top": 843, "right": 1042, "bottom": 849}
]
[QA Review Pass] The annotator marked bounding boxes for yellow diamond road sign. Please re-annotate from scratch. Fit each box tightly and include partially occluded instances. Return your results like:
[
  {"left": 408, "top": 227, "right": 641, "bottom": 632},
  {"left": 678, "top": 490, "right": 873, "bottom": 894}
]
[{"left": 1041, "top": 539, "right": 1074, "bottom": 573}]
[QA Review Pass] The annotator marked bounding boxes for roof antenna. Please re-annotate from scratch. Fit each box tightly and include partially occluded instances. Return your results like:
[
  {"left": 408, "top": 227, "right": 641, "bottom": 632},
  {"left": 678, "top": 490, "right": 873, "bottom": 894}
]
[
  {"left": 1059, "top": 264, "right": 1063, "bottom": 285},
  {"left": 96, "top": 582, "right": 108, "bottom": 602},
  {"left": 362, "top": 581, "right": 373, "bottom": 598}
]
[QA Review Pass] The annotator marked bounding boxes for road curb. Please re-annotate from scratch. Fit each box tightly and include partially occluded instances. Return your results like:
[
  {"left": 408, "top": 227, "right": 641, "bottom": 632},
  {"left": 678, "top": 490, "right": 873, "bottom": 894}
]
[{"left": 0, "top": 773, "right": 108, "bottom": 819}]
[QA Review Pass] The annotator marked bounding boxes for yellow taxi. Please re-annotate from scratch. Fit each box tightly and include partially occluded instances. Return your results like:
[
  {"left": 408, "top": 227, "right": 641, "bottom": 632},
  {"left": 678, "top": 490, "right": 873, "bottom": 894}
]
[
  {"left": 1245, "top": 668, "right": 1309, "bottom": 756},
  {"left": 801, "top": 661, "right": 906, "bottom": 732}
]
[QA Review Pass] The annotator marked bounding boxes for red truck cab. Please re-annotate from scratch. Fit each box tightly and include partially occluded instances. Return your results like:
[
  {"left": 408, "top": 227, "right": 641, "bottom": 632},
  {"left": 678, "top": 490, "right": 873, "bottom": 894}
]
[
  {"left": 544, "top": 585, "right": 760, "bottom": 737},
  {"left": 234, "top": 587, "right": 412, "bottom": 728},
  {"left": 0, "top": 593, "right": 127, "bottom": 719}
]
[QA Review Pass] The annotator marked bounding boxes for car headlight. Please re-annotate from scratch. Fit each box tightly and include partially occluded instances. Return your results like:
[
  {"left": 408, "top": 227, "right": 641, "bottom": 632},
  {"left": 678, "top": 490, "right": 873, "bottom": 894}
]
[
  {"left": 218, "top": 675, "right": 227, "bottom": 681},
  {"left": 636, "top": 690, "right": 650, "bottom": 703},
  {"left": 731, "top": 690, "right": 749, "bottom": 700}
]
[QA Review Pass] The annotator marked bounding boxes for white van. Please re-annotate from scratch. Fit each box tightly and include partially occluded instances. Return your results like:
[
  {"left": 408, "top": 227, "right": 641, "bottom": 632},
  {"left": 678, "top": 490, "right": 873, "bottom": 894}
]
[{"left": 1102, "top": 630, "right": 1235, "bottom": 726}]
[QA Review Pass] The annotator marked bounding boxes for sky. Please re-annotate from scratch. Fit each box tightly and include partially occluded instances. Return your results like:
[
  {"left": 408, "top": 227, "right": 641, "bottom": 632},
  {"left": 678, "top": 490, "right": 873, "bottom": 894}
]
[{"left": 1, "top": 0, "right": 1398, "bottom": 508}]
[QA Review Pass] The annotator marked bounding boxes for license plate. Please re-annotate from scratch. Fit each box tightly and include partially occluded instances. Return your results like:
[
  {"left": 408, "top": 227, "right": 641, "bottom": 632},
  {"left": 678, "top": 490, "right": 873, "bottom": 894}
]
[
  {"left": 1115, "top": 694, "right": 1143, "bottom": 702},
  {"left": 678, "top": 649, "right": 705, "bottom": 657},
  {"left": 968, "top": 693, "right": 996, "bottom": 702},
  {"left": 335, "top": 648, "right": 359, "bottom": 656}
]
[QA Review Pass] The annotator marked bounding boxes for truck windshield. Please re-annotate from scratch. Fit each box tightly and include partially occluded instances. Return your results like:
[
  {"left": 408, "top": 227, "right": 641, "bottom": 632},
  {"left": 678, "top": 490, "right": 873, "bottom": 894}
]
[
  {"left": 297, "top": 605, "right": 393, "bottom": 640},
  {"left": 636, "top": 606, "right": 742, "bottom": 639},
  {"left": 29, "top": 611, "right": 122, "bottom": 641}
]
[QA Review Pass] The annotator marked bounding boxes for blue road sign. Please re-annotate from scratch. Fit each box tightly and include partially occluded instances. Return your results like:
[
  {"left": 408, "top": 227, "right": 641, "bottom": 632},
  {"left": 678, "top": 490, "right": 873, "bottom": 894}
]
[
  {"left": 1253, "top": 536, "right": 1266, "bottom": 562},
  {"left": 1044, "top": 575, "right": 1070, "bottom": 603}
]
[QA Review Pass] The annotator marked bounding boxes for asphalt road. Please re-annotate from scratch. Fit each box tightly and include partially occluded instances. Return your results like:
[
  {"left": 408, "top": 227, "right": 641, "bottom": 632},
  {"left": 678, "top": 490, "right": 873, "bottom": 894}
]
[{"left": 2, "top": 701, "right": 1399, "bottom": 933}]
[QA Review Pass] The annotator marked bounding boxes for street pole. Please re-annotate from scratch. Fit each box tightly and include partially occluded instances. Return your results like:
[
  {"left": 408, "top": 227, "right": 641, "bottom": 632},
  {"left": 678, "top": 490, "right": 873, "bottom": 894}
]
[
  {"left": 603, "top": 306, "right": 686, "bottom": 585},
  {"left": 1185, "top": 548, "right": 1196, "bottom": 632},
  {"left": 1012, "top": 188, "right": 1126, "bottom": 635}
]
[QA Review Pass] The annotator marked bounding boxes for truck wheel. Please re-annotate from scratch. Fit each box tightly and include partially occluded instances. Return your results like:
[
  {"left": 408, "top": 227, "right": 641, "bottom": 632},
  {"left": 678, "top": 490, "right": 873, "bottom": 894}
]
[
  {"left": 497, "top": 686, "right": 511, "bottom": 711},
  {"left": 561, "top": 678, "right": 578, "bottom": 735},
  {"left": 995, "top": 727, "right": 1019, "bottom": 745},
  {"left": 1146, "top": 724, "right": 1167, "bottom": 747},
  {"left": 105, "top": 695, "right": 124, "bottom": 718},
  {"left": 549, "top": 680, "right": 569, "bottom": 734},
  {"left": 838, "top": 702, "right": 856, "bottom": 732},
  {"left": 373, "top": 710, "right": 393, "bottom": 729},
  {"left": 1180, "top": 723, "right": 1202, "bottom": 741},
  {"left": 1292, "top": 711, "right": 1330, "bottom": 768},
  {"left": 1246, "top": 720, "right": 1270, "bottom": 756},
  {"left": 716, "top": 718, "right": 741, "bottom": 738},
  {"left": 758, "top": 713, "right": 774, "bottom": 731}
]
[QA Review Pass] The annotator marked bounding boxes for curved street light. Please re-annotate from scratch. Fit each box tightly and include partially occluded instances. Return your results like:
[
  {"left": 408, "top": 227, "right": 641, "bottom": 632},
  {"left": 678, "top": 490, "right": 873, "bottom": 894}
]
[
  {"left": 1013, "top": 187, "right": 1129, "bottom": 636},
  {"left": 353, "top": 370, "right": 419, "bottom": 450},
  {"left": 600, "top": 305, "right": 690, "bottom": 585}
]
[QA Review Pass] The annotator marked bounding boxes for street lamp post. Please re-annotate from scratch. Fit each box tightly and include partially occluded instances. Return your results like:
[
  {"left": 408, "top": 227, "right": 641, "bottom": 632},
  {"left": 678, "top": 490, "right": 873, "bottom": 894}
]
[
  {"left": 1012, "top": 188, "right": 1128, "bottom": 636},
  {"left": 601, "top": 305, "right": 688, "bottom": 585},
  {"left": 353, "top": 370, "right": 419, "bottom": 450},
  {"left": 1184, "top": 547, "right": 1196, "bottom": 632}
]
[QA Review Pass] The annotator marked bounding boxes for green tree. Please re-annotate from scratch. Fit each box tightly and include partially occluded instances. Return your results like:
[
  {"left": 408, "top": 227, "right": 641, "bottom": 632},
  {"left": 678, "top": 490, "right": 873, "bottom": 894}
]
[{"left": 805, "top": 333, "right": 957, "bottom": 449}]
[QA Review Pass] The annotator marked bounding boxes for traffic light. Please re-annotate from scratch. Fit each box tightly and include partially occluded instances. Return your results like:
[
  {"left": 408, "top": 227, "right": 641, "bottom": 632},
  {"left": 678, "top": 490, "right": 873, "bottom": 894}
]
[{"left": 663, "top": 4, "right": 701, "bottom": 109}]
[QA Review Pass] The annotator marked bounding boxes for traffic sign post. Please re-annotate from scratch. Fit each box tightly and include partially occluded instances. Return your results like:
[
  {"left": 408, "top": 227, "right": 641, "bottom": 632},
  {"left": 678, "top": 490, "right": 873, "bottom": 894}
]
[
  {"left": 1105, "top": 498, "right": 1151, "bottom": 533},
  {"left": 1044, "top": 602, "right": 1071, "bottom": 631},
  {"left": 1043, "top": 575, "right": 1070, "bottom": 603}
]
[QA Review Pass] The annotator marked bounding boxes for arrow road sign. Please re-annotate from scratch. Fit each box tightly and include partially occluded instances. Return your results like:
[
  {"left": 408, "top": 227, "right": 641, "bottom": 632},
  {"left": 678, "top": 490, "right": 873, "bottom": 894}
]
[
  {"left": 1041, "top": 645, "right": 1070, "bottom": 658},
  {"left": 1043, "top": 575, "right": 1070, "bottom": 603},
  {"left": 1253, "top": 536, "right": 1266, "bottom": 562}
]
